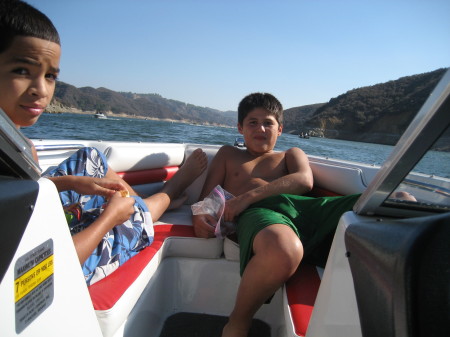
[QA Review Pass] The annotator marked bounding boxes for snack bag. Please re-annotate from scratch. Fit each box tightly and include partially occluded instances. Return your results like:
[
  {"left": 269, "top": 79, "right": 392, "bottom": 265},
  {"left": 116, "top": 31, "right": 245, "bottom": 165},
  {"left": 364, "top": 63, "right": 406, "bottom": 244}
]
[
  {"left": 191, "top": 185, "right": 235, "bottom": 238},
  {"left": 63, "top": 203, "right": 82, "bottom": 225}
]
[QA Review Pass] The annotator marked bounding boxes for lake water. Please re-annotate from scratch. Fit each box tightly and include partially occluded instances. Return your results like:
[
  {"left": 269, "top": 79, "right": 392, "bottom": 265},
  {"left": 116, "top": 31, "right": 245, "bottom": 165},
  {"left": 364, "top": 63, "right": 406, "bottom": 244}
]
[{"left": 22, "top": 113, "right": 449, "bottom": 178}]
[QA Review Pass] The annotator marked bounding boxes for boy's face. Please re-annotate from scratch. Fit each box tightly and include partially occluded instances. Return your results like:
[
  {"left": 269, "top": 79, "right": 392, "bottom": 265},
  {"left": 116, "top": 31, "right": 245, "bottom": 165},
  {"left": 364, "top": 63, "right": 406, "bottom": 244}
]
[
  {"left": 238, "top": 107, "right": 282, "bottom": 155},
  {"left": 0, "top": 36, "right": 61, "bottom": 128}
]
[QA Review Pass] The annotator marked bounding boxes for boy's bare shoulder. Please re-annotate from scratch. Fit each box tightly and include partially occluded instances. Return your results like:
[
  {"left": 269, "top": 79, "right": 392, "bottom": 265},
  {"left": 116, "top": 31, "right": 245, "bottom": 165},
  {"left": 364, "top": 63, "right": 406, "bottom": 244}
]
[
  {"left": 284, "top": 146, "right": 308, "bottom": 157},
  {"left": 218, "top": 146, "right": 307, "bottom": 160},
  {"left": 216, "top": 145, "right": 246, "bottom": 158},
  {"left": 283, "top": 146, "right": 309, "bottom": 164}
]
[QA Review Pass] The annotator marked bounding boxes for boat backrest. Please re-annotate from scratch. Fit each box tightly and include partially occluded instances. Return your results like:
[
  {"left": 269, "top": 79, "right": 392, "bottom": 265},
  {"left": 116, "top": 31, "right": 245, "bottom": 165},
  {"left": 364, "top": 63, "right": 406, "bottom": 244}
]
[
  {"left": 309, "top": 160, "right": 371, "bottom": 195},
  {"left": 105, "top": 142, "right": 186, "bottom": 172},
  {"left": 103, "top": 142, "right": 372, "bottom": 200},
  {"left": 35, "top": 140, "right": 375, "bottom": 202},
  {"left": 105, "top": 142, "right": 221, "bottom": 204}
]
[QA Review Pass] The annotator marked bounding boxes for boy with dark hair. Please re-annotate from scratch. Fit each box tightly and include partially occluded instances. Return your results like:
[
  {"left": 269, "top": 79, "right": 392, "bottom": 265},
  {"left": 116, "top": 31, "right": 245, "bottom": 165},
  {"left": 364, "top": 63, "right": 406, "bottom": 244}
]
[
  {"left": 0, "top": 0, "right": 207, "bottom": 285},
  {"left": 0, "top": 0, "right": 61, "bottom": 53},
  {"left": 193, "top": 92, "right": 359, "bottom": 336},
  {"left": 237, "top": 92, "right": 283, "bottom": 126}
]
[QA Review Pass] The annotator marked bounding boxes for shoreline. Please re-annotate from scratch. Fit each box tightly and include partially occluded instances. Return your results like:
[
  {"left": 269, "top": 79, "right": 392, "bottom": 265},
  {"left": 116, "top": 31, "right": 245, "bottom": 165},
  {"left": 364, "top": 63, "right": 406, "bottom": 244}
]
[
  {"left": 44, "top": 111, "right": 449, "bottom": 151},
  {"left": 46, "top": 109, "right": 234, "bottom": 128}
]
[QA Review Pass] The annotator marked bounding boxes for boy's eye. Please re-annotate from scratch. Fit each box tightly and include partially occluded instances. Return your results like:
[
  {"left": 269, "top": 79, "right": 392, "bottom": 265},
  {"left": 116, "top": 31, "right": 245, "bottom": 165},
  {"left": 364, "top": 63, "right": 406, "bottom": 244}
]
[
  {"left": 46, "top": 73, "right": 58, "bottom": 81},
  {"left": 12, "top": 67, "right": 29, "bottom": 75}
]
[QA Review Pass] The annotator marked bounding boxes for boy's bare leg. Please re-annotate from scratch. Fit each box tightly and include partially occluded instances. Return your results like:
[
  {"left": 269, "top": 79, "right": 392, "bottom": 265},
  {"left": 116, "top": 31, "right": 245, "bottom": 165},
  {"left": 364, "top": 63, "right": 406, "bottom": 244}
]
[
  {"left": 144, "top": 148, "right": 207, "bottom": 221},
  {"left": 222, "top": 224, "right": 303, "bottom": 337}
]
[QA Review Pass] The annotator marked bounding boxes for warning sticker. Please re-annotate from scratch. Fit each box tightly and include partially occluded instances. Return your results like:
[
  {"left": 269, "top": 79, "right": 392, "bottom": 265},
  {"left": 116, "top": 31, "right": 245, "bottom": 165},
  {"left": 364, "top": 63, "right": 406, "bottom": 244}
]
[{"left": 14, "top": 239, "right": 54, "bottom": 333}]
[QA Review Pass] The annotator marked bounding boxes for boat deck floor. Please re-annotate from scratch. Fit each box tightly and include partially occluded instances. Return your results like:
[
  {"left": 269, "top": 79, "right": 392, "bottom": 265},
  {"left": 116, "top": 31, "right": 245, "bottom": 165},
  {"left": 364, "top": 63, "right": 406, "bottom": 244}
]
[{"left": 159, "top": 312, "right": 271, "bottom": 337}]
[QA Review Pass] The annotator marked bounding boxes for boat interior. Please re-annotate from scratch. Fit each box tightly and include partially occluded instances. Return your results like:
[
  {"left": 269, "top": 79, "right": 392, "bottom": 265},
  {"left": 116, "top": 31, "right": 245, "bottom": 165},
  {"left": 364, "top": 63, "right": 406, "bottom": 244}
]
[{"left": 1, "top": 70, "right": 449, "bottom": 337}]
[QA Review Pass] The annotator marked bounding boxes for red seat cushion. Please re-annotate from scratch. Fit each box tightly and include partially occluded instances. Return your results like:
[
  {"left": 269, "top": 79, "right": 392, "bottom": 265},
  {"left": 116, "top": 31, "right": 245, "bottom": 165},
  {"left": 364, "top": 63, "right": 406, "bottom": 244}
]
[
  {"left": 88, "top": 224, "right": 195, "bottom": 310},
  {"left": 286, "top": 263, "right": 322, "bottom": 337},
  {"left": 116, "top": 166, "right": 179, "bottom": 186},
  {"left": 287, "top": 185, "right": 336, "bottom": 335},
  {"left": 306, "top": 186, "right": 342, "bottom": 197}
]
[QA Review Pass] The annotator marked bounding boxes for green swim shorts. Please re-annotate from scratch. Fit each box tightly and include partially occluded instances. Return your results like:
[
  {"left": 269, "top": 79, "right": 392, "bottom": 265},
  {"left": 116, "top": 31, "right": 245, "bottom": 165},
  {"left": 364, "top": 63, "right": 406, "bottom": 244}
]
[{"left": 236, "top": 193, "right": 361, "bottom": 275}]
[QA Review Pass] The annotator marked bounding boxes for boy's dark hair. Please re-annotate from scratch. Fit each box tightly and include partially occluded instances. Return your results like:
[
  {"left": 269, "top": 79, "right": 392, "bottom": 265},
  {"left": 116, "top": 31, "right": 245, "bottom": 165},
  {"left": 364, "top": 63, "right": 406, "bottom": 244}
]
[
  {"left": 0, "top": 0, "right": 60, "bottom": 53},
  {"left": 238, "top": 93, "right": 283, "bottom": 126}
]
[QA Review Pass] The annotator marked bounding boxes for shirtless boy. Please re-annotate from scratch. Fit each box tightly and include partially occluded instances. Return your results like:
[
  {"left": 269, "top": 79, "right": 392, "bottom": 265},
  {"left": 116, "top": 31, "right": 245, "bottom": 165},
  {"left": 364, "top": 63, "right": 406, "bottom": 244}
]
[
  {"left": 0, "top": 0, "right": 207, "bottom": 285},
  {"left": 193, "top": 92, "right": 359, "bottom": 337}
]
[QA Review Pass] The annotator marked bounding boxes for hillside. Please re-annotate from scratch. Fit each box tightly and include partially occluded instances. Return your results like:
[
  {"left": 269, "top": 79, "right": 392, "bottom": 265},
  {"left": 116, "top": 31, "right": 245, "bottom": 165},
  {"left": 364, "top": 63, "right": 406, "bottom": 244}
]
[
  {"left": 283, "top": 103, "right": 325, "bottom": 135},
  {"left": 284, "top": 68, "right": 448, "bottom": 146},
  {"left": 48, "top": 82, "right": 237, "bottom": 126}
]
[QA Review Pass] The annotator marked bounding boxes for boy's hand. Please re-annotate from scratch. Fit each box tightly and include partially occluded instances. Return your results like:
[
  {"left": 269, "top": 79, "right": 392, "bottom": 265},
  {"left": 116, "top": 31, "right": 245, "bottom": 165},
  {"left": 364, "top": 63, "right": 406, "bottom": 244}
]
[
  {"left": 100, "top": 192, "right": 135, "bottom": 227},
  {"left": 192, "top": 214, "right": 216, "bottom": 238},
  {"left": 72, "top": 176, "right": 127, "bottom": 198},
  {"left": 223, "top": 197, "right": 249, "bottom": 223}
]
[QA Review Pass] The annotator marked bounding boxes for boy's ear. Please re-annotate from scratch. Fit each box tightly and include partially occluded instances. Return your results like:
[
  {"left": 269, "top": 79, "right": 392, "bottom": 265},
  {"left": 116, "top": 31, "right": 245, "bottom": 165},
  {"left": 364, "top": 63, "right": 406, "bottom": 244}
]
[
  {"left": 238, "top": 123, "right": 243, "bottom": 134},
  {"left": 278, "top": 124, "right": 283, "bottom": 135}
]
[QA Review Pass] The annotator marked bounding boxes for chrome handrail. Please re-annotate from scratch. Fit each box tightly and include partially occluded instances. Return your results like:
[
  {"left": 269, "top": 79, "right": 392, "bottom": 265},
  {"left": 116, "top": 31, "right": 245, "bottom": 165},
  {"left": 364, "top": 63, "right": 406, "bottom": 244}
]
[{"left": 34, "top": 144, "right": 85, "bottom": 152}]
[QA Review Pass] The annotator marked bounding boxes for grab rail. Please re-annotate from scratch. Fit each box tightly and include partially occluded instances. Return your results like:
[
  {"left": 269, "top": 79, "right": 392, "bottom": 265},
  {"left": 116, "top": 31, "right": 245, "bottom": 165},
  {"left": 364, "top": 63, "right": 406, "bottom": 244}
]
[{"left": 35, "top": 144, "right": 85, "bottom": 152}]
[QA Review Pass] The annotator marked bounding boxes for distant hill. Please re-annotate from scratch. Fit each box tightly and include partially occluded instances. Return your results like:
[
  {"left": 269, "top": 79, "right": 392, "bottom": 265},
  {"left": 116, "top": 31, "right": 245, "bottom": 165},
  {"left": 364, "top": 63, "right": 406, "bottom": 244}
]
[
  {"left": 283, "top": 68, "right": 448, "bottom": 146},
  {"left": 283, "top": 103, "right": 325, "bottom": 133},
  {"left": 48, "top": 68, "right": 448, "bottom": 148},
  {"left": 48, "top": 82, "right": 237, "bottom": 126}
]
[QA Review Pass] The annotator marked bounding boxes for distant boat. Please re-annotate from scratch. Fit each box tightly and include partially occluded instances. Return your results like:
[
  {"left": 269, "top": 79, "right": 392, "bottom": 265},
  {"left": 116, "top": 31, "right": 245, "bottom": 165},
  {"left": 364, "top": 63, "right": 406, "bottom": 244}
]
[
  {"left": 94, "top": 112, "right": 107, "bottom": 119},
  {"left": 234, "top": 136, "right": 245, "bottom": 147},
  {"left": 299, "top": 132, "right": 310, "bottom": 139}
]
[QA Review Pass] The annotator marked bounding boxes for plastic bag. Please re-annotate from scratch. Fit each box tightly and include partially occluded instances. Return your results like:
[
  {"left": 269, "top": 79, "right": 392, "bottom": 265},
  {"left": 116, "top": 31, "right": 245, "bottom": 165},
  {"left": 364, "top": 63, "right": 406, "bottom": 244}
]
[{"left": 191, "top": 185, "right": 235, "bottom": 238}]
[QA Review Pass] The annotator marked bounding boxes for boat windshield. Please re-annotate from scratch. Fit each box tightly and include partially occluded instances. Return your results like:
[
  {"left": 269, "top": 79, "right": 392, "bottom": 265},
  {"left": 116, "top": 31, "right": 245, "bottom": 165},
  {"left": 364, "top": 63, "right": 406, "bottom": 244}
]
[
  {"left": 354, "top": 69, "right": 450, "bottom": 217},
  {"left": 385, "top": 123, "right": 450, "bottom": 213},
  {"left": 0, "top": 109, "right": 41, "bottom": 180}
]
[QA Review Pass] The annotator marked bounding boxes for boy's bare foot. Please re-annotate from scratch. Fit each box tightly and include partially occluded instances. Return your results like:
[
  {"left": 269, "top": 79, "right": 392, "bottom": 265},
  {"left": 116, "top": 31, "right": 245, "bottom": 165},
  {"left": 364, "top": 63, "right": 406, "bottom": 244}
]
[
  {"left": 165, "top": 148, "right": 208, "bottom": 197},
  {"left": 167, "top": 193, "right": 188, "bottom": 210},
  {"left": 180, "top": 148, "right": 208, "bottom": 179},
  {"left": 390, "top": 191, "right": 417, "bottom": 202}
]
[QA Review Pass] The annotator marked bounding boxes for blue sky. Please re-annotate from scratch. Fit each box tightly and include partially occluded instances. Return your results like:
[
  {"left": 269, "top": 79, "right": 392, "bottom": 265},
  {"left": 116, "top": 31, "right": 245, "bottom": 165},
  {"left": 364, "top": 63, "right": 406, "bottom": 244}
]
[{"left": 29, "top": 0, "right": 449, "bottom": 111}]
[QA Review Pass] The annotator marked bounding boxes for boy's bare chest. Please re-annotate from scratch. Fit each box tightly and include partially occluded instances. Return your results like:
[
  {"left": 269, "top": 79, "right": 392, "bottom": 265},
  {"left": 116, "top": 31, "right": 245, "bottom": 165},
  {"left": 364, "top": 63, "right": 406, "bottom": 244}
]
[{"left": 228, "top": 153, "right": 288, "bottom": 183}]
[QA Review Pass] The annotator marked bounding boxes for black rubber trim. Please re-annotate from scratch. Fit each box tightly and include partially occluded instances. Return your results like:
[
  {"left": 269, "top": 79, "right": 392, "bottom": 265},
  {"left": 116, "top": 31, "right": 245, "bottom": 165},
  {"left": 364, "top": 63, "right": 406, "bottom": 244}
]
[
  {"left": 345, "top": 213, "right": 450, "bottom": 337},
  {"left": 0, "top": 177, "right": 39, "bottom": 283}
]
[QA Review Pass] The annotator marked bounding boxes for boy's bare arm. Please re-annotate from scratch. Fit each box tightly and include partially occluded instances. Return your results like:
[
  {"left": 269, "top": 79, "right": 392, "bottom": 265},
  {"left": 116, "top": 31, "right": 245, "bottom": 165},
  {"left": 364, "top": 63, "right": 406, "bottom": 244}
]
[
  {"left": 48, "top": 175, "right": 127, "bottom": 198},
  {"left": 72, "top": 192, "right": 135, "bottom": 264},
  {"left": 223, "top": 147, "right": 313, "bottom": 222}
]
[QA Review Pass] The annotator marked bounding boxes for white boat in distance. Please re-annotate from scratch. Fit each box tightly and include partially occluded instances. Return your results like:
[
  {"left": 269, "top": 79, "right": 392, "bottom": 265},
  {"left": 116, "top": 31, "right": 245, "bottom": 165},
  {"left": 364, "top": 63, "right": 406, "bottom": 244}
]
[
  {"left": 0, "top": 71, "right": 449, "bottom": 337},
  {"left": 94, "top": 111, "right": 108, "bottom": 119}
]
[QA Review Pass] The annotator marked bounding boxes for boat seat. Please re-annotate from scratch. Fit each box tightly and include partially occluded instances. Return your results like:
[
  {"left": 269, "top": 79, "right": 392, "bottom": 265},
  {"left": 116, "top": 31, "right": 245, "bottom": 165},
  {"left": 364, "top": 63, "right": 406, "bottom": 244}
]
[
  {"left": 91, "top": 142, "right": 350, "bottom": 336},
  {"left": 89, "top": 145, "right": 221, "bottom": 337},
  {"left": 104, "top": 142, "right": 186, "bottom": 172},
  {"left": 306, "top": 185, "right": 342, "bottom": 197},
  {"left": 309, "top": 160, "right": 370, "bottom": 195},
  {"left": 285, "top": 264, "right": 323, "bottom": 337},
  {"left": 88, "top": 224, "right": 223, "bottom": 337},
  {"left": 107, "top": 143, "right": 219, "bottom": 201},
  {"left": 287, "top": 184, "right": 343, "bottom": 336}
]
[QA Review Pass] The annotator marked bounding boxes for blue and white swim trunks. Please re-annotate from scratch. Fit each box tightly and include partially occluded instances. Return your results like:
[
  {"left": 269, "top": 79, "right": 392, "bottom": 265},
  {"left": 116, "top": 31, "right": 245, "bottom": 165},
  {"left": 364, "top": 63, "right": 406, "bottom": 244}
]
[{"left": 44, "top": 147, "right": 153, "bottom": 285}]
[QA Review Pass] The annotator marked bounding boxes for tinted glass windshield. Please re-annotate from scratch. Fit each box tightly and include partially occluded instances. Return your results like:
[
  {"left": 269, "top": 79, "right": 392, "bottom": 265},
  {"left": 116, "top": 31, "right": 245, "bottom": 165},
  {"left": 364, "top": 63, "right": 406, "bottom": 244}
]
[{"left": 385, "top": 123, "right": 450, "bottom": 212}]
